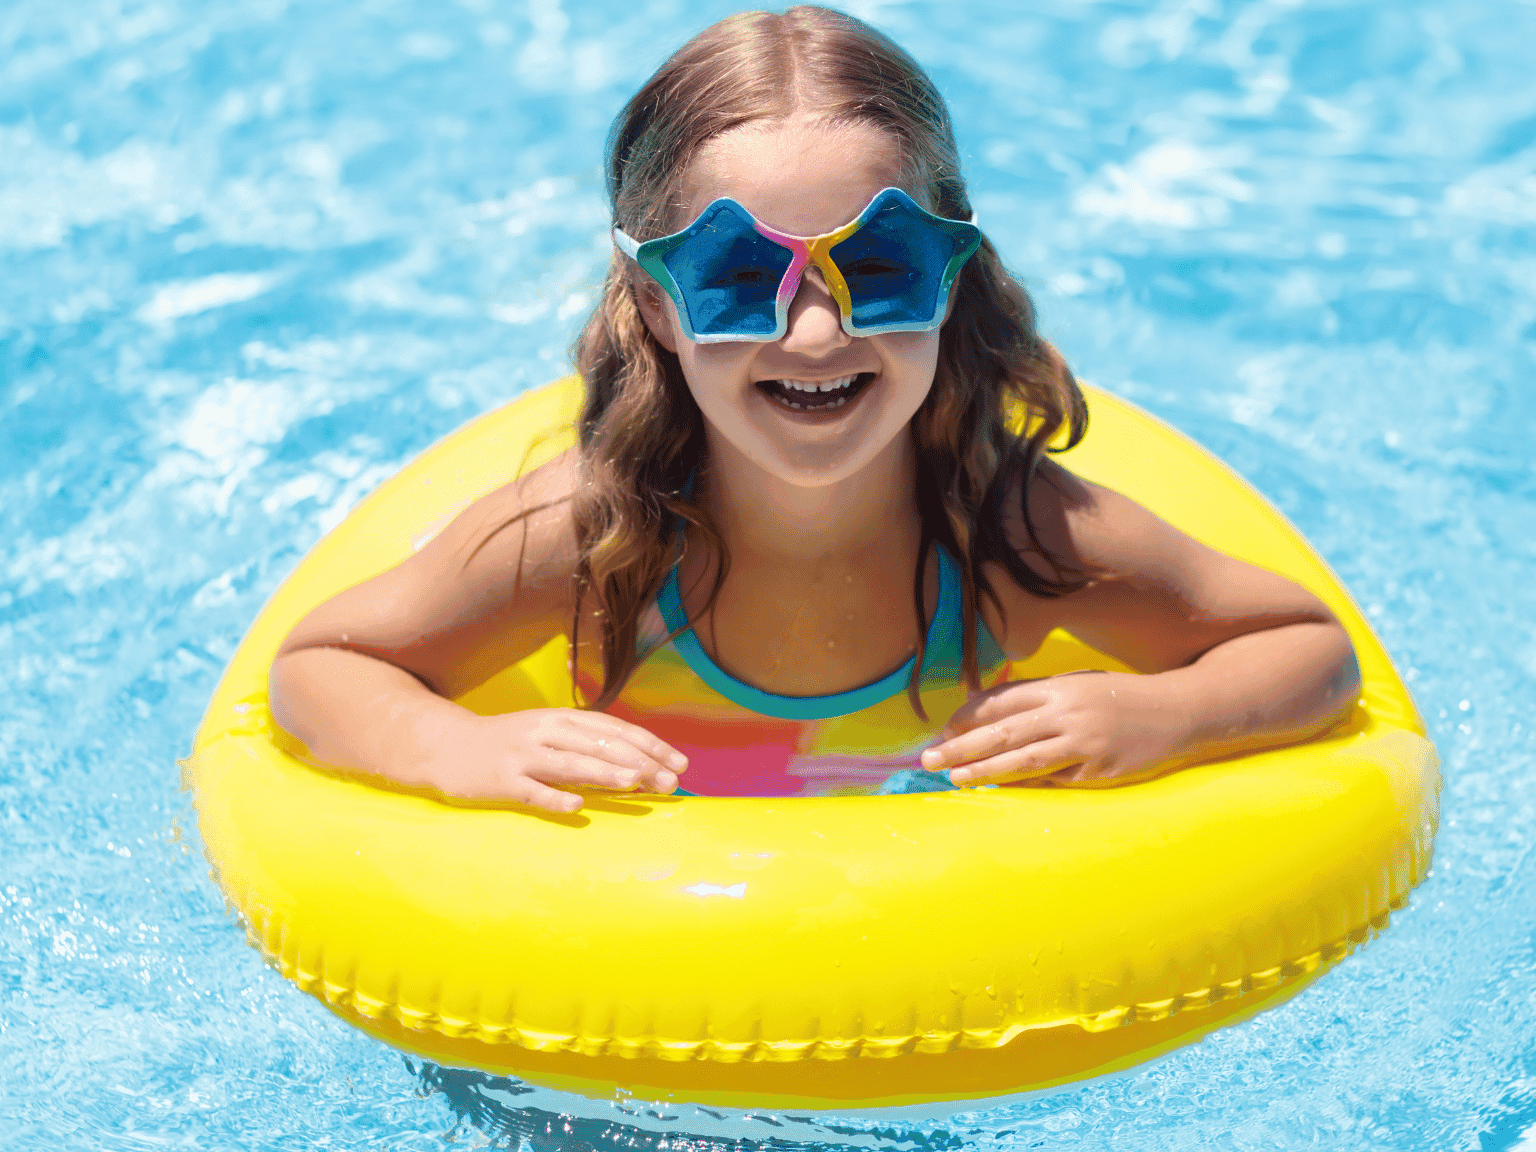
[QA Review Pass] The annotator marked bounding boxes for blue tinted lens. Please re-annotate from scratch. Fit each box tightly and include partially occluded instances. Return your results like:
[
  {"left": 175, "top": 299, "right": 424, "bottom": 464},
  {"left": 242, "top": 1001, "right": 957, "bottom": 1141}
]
[
  {"left": 829, "top": 196, "right": 968, "bottom": 330},
  {"left": 661, "top": 203, "right": 793, "bottom": 339}
]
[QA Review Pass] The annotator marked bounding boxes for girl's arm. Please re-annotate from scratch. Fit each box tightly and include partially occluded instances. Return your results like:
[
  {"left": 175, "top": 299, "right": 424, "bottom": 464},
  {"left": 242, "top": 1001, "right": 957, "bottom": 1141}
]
[
  {"left": 922, "top": 462, "right": 1361, "bottom": 786},
  {"left": 268, "top": 450, "right": 686, "bottom": 812}
]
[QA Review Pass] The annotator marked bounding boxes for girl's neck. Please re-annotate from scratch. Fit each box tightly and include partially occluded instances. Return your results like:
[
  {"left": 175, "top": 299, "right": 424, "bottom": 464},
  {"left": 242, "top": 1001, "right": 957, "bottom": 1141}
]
[{"left": 699, "top": 430, "right": 923, "bottom": 567}]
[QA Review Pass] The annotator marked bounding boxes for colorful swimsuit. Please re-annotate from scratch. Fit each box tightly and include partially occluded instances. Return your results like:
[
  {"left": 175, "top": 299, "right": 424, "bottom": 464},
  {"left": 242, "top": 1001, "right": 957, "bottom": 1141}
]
[{"left": 585, "top": 548, "right": 1011, "bottom": 797}]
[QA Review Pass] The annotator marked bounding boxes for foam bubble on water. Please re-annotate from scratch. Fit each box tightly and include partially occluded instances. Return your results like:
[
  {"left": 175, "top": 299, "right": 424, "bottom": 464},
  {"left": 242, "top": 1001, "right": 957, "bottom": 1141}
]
[
  {"left": 6, "top": 0, "right": 1536, "bottom": 1148},
  {"left": 172, "top": 377, "right": 334, "bottom": 462},
  {"left": 401, "top": 32, "right": 456, "bottom": 61},
  {"left": 1097, "top": 1, "right": 1216, "bottom": 69},
  {"left": 1445, "top": 162, "right": 1536, "bottom": 226},
  {"left": 5, "top": 518, "right": 133, "bottom": 598},
  {"left": 0, "top": 130, "right": 198, "bottom": 248},
  {"left": 341, "top": 242, "right": 475, "bottom": 318},
  {"left": 138, "top": 274, "right": 276, "bottom": 323},
  {"left": 1073, "top": 140, "right": 1255, "bottom": 229}
]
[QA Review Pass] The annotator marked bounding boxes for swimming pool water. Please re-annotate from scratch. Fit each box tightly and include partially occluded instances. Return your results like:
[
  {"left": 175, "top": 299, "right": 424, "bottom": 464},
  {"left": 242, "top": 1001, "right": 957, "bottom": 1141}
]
[{"left": 3, "top": 0, "right": 1534, "bottom": 1148}]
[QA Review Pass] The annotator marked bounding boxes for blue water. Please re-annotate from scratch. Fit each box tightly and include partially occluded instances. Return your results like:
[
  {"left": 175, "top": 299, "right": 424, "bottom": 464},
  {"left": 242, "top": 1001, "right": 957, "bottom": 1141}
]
[{"left": 3, "top": 0, "right": 1534, "bottom": 1148}]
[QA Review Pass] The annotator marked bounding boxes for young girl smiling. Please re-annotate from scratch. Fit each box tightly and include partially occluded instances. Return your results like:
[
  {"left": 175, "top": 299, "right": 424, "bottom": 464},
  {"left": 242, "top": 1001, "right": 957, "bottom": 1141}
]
[{"left": 268, "top": 6, "right": 1360, "bottom": 813}]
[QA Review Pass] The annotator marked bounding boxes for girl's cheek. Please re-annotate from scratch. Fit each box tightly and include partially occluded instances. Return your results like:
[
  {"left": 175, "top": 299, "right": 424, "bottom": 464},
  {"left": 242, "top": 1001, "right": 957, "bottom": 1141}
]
[
  {"left": 694, "top": 344, "right": 757, "bottom": 376},
  {"left": 880, "top": 331, "right": 942, "bottom": 373}
]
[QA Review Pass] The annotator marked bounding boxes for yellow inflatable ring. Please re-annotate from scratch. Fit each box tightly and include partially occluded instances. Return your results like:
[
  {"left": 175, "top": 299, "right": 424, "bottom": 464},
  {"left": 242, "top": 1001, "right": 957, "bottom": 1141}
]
[{"left": 186, "top": 376, "right": 1438, "bottom": 1112}]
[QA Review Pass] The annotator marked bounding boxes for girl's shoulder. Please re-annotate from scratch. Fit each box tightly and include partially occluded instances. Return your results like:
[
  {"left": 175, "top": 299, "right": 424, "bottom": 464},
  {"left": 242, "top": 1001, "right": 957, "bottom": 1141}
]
[
  {"left": 1001, "top": 454, "right": 1191, "bottom": 582},
  {"left": 425, "top": 446, "right": 584, "bottom": 599},
  {"left": 275, "top": 448, "right": 585, "bottom": 701},
  {"left": 994, "top": 455, "right": 1105, "bottom": 582},
  {"left": 377, "top": 444, "right": 584, "bottom": 634},
  {"left": 982, "top": 455, "right": 1203, "bottom": 656},
  {"left": 989, "top": 454, "right": 1332, "bottom": 673}
]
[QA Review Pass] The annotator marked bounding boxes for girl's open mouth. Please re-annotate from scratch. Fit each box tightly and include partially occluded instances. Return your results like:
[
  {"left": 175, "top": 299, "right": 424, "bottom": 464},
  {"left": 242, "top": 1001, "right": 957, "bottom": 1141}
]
[{"left": 755, "top": 372, "right": 877, "bottom": 415}]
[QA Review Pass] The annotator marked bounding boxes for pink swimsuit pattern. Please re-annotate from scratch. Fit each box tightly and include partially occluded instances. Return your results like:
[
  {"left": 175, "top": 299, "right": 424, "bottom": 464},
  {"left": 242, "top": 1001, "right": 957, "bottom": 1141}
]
[{"left": 585, "top": 547, "right": 1010, "bottom": 797}]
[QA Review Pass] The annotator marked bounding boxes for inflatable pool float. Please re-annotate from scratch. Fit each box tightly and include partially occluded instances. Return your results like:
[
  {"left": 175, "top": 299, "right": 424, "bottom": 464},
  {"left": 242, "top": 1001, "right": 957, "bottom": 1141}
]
[{"left": 185, "top": 375, "right": 1438, "bottom": 1111}]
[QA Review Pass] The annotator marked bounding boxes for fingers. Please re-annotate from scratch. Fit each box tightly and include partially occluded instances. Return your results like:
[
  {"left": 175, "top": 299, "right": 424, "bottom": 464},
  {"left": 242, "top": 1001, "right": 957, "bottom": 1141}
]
[
  {"left": 497, "top": 742, "right": 672, "bottom": 816},
  {"left": 508, "top": 776, "right": 585, "bottom": 814},
  {"left": 944, "top": 735, "right": 1080, "bottom": 786},
  {"left": 500, "top": 740, "right": 679, "bottom": 814},
  {"left": 923, "top": 712, "right": 1078, "bottom": 786},
  {"left": 923, "top": 709, "right": 1052, "bottom": 773},
  {"left": 526, "top": 715, "right": 682, "bottom": 793},
  {"left": 443, "top": 709, "right": 690, "bottom": 811},
  {"left": 529, "top": 749, "right": 647, "bottom": 790},
  {"left": 571, "top": 711, "right": 689, "bottom": 766},
  {"left": 941, "top": 681, "right": 1049, "bottom": 739},
  {"left": 566, "top": 713, "right": 689, "bottom": 790}
]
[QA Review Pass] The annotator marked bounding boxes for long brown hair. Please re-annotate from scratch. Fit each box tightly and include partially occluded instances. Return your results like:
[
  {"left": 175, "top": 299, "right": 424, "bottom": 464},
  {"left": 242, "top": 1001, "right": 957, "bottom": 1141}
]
[{"left": 571, "top": 5, "right": 1087, "bottom": 716}]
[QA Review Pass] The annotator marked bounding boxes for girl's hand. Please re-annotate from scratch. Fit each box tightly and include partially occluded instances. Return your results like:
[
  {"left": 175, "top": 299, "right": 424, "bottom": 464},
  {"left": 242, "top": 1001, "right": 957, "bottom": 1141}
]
[
  {"left": 421, "top": 708, "right": 688, "bottom": 814},
  {"left": 919, "top": 672, "right": 1189, "bottom": 788}
]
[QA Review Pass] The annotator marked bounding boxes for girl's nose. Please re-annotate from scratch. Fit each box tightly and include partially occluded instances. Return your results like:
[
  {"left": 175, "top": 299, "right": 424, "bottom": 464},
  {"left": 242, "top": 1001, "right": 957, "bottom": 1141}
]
[{"left": 779, "top": 266, "right": 851, "bottom": 355}]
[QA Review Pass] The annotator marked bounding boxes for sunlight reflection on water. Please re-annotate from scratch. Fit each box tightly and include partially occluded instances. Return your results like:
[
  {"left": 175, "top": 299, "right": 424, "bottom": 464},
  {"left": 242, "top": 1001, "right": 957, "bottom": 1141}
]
[{"left": 3, "top": 1, "right": 1534, "bottom": 1149}]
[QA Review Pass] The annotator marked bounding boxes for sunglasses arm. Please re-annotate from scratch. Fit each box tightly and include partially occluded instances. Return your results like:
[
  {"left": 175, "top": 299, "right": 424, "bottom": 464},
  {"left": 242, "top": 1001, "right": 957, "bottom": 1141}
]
[{"left": 611, "top": 228, "right": 643, "bottom": 261}]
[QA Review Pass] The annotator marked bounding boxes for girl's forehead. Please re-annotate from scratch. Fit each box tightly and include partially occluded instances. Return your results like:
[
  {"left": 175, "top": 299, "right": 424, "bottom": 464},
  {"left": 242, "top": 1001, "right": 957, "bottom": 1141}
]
[{"left": 677, "top": 118, "right": 909, "bottom": 237}]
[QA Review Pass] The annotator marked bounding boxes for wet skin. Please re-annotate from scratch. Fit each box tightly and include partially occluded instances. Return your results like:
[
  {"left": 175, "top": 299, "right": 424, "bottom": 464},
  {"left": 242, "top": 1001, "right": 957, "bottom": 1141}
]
[{"left": 267, "top": 116, "right": 1361, "bottom": 811}]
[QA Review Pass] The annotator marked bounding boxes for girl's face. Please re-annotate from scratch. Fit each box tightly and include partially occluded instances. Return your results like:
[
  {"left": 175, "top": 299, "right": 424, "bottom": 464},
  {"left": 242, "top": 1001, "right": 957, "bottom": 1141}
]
[{"left": 633, "top": 118, "right": 943, "bottom": 489}]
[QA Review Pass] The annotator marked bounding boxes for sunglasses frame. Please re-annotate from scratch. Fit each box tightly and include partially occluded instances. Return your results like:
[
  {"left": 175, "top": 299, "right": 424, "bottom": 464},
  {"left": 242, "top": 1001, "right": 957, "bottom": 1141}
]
[{"left": 613, "top": 187, "right": 981, "bottom": 344}]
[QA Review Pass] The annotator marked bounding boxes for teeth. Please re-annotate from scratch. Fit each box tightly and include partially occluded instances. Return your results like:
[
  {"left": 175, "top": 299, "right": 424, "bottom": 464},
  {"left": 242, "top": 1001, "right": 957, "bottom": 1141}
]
[{"left": 777, "top": 374, "right": 858, "bottom": 393}]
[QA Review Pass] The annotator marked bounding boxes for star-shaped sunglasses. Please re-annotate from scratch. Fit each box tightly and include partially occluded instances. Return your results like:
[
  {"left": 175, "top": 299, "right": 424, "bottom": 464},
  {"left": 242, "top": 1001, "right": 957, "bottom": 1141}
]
[{"left": 613, "top": 187, "right": 982, "bottom": 344}]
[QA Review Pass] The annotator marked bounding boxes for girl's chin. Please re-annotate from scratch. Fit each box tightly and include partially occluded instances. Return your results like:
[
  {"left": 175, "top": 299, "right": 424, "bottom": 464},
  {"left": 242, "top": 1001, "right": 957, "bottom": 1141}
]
[{"left": 752, "top": 429, "right": 913, "bottom": 490}]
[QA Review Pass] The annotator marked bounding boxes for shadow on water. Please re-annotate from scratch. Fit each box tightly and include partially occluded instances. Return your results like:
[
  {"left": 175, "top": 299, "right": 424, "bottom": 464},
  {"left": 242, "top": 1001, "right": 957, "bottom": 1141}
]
[{"left": 414, "top": 1062, "right": 986, "bottom": 1152}]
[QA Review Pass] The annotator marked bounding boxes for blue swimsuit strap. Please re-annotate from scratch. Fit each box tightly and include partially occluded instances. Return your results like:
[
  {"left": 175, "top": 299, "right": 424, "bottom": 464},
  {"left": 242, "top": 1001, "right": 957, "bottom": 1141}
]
[{"left": 656, "top": 547, "right": 963, "bottom": 721}]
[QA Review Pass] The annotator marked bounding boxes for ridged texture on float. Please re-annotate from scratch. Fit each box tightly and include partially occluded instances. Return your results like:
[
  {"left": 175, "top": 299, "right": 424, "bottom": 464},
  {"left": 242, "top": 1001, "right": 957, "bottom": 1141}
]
[
  {"left": 197, "top": 775, "right": 1431, "bottom": 1063},
  {"left": 185, "top": 377, "right": 1441, "bottom": 1103}
]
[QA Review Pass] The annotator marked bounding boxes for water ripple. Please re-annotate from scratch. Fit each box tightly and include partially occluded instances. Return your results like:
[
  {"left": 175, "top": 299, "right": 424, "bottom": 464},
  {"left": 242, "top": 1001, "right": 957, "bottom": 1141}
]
[{"left": 3, "top": 1, "right": 1534, "bottom": 1149}]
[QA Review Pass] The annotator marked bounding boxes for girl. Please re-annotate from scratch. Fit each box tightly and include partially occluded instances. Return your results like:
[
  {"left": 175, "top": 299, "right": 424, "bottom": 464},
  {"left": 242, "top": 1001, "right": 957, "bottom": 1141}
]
[{"left": 268, "top": 7, "right": 1359, "bottom": 814}]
